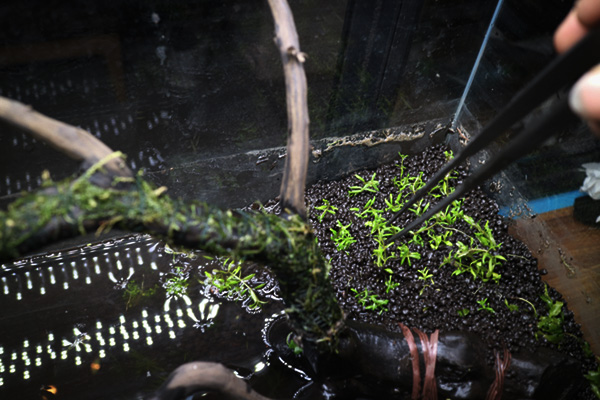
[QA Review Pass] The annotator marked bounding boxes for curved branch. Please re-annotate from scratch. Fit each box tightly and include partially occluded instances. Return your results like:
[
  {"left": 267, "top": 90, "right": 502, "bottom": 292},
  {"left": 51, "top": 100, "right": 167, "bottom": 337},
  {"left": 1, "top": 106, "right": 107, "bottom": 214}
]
[
  {"left": 0, "top": 170, "right": 343, "bottom": 348},
  {"left": 147, "top": 362, "right": 273, "bottom": 400},
  {"left": 0, "top": 96, "right": 133, "bottom": 183},
  {"left": 266, "top": 0, "right": 309, "bottom": 218}
]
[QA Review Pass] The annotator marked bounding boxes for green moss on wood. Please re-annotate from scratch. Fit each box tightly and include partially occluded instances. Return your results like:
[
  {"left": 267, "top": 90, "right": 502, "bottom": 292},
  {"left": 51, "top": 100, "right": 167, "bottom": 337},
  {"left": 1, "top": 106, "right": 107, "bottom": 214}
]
[{"left": 0, "top": 159, "right": 343, "bottom": 350}]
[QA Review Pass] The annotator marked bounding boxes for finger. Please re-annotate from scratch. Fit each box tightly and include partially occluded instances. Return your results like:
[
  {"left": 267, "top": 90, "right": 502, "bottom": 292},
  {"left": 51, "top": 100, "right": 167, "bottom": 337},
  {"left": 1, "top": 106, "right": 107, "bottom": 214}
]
[
  {"left": 576, "top": 0, "right": 600, "bottom": 28},
  {"left": 554, "top": 10, "right": 588, "bottom": 53},
  {"left": 569, "top": 65, "right": 600, "bottom": 136}
]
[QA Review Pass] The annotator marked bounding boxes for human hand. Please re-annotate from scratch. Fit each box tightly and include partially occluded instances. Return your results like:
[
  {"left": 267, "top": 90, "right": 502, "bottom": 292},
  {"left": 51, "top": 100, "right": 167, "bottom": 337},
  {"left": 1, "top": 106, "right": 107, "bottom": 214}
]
[{"left": 554, "top": 0, "right": 600, "bottom": 135}]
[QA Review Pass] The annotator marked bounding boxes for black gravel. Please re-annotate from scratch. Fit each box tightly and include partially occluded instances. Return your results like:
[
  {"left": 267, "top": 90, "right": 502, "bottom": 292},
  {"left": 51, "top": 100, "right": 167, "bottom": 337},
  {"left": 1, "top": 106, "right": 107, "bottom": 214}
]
[{"left": 302, "top": 144, "right": 597, "bottom": 397}]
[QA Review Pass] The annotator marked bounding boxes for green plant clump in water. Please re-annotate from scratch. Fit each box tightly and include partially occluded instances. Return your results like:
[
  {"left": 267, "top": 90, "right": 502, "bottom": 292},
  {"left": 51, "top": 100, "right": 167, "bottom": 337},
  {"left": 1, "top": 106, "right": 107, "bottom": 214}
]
[
  {"left": 123, "top": 280, "right": 158, "bottom": 309},
  {"left": 286, "top": 332, "right": 304, "bottom": 355},
  {"left": 204, "top": 258, "right": 266, "bottom": 310},
  {"left": 164, "top": 266, "right": 189, "bottom": 298},
  {"left": 0, "top": 152, "right": 344, "bottom": 352}
]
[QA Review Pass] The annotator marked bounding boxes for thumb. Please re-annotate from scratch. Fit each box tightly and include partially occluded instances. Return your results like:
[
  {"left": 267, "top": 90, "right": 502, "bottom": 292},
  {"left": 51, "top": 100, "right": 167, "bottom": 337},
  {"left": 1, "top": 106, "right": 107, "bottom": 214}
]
[{"left": 569, "top": 64, "right": 600, "bottom": 135}]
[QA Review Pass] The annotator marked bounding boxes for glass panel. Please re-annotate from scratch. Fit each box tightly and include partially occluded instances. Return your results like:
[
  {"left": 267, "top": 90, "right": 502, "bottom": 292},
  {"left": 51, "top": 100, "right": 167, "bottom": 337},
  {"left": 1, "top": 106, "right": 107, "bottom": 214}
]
[{"left": 0, "top": 0, "right": 500, "bottom": 209}]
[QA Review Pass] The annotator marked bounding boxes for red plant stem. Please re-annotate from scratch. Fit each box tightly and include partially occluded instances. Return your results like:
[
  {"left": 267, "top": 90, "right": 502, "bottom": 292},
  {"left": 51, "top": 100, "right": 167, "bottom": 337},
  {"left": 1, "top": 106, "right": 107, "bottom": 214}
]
[
  {"left": 399, "top": 323, "right": 421, "bottom": 400},
  {"left": 416, "top": 328, "right": 439, "bottom": 400},
  {"left": 486, "top": 347, "right": 512, "bottom": 400}
]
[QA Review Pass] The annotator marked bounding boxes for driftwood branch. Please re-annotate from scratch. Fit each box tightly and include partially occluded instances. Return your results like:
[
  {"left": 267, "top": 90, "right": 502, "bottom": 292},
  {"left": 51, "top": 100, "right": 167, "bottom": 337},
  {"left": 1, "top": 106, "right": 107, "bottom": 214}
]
[
  {"left": 0, "top": 165, "right": 343, "bottom": 348},
  {"left": 266, "top": 0, "right": 309, "bottom": 218},
  {"left": 0, "top": 96, "right": 133, "bottom": 183},
  {"left": 147, "top": 362, "right": 273, "bottom": 400}
]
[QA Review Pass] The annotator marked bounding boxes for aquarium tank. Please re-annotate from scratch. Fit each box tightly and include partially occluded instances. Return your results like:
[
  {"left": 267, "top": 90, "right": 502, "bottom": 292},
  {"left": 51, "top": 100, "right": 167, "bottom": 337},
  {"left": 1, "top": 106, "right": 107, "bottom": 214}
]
[{"left": 0, "top": 0, "right": 598, "bottom": 399}]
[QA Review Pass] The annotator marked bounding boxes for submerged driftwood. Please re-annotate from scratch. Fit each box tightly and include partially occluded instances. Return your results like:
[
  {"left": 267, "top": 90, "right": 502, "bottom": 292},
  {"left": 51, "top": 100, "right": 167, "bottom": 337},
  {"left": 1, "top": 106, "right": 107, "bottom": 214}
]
[{"left": 0, "top": 162, "right": 343, "bottom": 351}]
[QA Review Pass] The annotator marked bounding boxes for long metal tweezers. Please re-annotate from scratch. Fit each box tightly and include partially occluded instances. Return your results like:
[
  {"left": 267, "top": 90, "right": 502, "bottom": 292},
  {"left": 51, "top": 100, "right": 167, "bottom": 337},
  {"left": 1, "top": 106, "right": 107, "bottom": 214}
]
[{"left": 389, "top": 28, "right": 600, "bottom": 241}]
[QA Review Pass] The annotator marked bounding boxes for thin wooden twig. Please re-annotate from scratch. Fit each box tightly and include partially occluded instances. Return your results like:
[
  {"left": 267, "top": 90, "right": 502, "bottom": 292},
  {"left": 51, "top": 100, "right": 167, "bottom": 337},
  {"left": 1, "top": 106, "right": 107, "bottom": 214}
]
[
  {"left": 266, "top": 0, "right": 309, "bottom": 218},
  {"left": 0, "top": 96, "right": 133, "bottom": 181}
]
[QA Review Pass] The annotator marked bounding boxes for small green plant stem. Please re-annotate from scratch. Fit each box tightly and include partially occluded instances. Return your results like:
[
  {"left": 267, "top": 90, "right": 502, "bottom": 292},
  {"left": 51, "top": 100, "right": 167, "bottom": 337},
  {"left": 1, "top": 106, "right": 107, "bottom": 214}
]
[{"left": 513, "top": 297, "right": 538, "bottom": 317}]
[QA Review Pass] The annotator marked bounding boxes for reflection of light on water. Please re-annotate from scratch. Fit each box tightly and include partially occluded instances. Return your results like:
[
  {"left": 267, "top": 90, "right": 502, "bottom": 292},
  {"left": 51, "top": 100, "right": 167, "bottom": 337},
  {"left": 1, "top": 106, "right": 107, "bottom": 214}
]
[
  {"left": 2, "top": 277, "right": 8, "bottom": 295},
  {"left": 0, "top": 294, "right": 222, "bottom": 386},
  {"left": 0, "top": 235, "right": 230, "bottom": 387},
  {"left": 261, "top": 312, "right": 312, "bottom": 382},
  {"left": 254, "top": 361, "right": 266, "bottom": 373}
]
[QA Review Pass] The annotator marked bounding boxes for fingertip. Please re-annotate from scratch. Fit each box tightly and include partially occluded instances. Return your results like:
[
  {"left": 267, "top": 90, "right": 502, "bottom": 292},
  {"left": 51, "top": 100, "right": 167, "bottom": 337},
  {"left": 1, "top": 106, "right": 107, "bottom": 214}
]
[
  {"left": 570, "top": 67, "right": 600, "bottom": 135},
  {"left": 554, "top": 10, "right": 588, "bottom": 53}
]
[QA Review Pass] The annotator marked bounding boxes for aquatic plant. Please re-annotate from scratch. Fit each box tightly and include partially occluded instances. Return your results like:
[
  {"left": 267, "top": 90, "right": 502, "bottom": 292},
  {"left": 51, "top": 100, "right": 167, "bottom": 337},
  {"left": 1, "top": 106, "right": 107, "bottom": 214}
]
[
  {"left": 536, "top": 284, "right": 565, "bottom": 344},
  {"left": 457, "top": 308, "right": 470, "bottom": 317},
  {"left": 585, "top": 361, "right": 600, "bottom": 398},
  {"left": 330, "top": 220, "right": 357, "bottom": 252},
  {"left": 164, "top": 266, "right": 189, "bottom": 298},
  {"left": 351, "top": 288, "right": 389, "bottom": 314},
  {"left": 203, "top": 258, "right": 266, "bottom": 310},
  {"left": 0, "top": 159, "right": 343, "bottom": 350},
  {"left": 314, "top": 199, "right": 338, "bottom": 222},
  {"left": 476, "top": 298, "right": 496, "bottom": 314},
  {"left": 348, "top": 172, "right": 379, "bottom": 196}
]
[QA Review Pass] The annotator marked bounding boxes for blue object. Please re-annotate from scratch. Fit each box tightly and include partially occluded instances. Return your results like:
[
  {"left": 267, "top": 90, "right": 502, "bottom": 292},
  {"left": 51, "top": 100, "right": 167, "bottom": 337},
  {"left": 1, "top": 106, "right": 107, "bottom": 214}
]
[{"left": 499, "top": 190, "right": 586, "bottom": 217}]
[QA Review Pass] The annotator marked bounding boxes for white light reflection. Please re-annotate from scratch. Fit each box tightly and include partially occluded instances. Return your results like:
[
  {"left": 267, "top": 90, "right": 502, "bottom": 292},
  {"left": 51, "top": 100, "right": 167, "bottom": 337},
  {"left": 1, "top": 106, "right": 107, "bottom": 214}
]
[
  {"left": 2, "top": 276, "right": 8, "bottom": 295},
  {"left": 254, "top": 361, "right": 266, "bottom": 373},
  {"left": 48, "top": 267, "right": 56, "bottom": 285},
  {"left": 93, "top": 256, "right": 101, "bottom": 274},
  {"left": 25, "top": 272, "right": 32, "bottom": 289}
]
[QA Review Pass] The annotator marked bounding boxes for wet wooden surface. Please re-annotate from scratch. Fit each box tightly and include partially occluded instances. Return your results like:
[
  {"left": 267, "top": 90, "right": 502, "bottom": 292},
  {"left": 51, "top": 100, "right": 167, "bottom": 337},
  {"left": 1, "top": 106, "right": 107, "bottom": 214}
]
[{"left": 510, "top": 207, "right": 600, "bottom": 356}]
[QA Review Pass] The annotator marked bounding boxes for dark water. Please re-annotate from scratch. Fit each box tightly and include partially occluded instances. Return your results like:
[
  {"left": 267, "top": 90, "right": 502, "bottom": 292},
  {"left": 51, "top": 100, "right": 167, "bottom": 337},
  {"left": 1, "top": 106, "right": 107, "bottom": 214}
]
[{"left": 0, "top": 235, "right": 311, "bottom": 400}]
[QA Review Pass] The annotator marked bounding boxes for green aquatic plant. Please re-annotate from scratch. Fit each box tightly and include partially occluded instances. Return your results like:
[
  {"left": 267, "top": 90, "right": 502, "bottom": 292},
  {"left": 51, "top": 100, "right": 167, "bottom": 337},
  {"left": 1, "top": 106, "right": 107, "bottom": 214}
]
[
  {"left": 443, "top": 239, "right": 505, "bottom": 283},
  {"left": 383, "top": 269, "right": 400, "bottom": 293},
  {"left": 417, "top": 267, "right": 434, "bottom": 295},
  {"left": 504, "top": 299, "right": 519, "bottom": 312},
  {"left": 314, "top": 199, "right": 338, "bottom": 223},
  {"left": 123, "top": 280, "right": 158, "bottom": 309},
  {"left": 0, "top": 155, "right": 343, "bottom": 349},
  {"left": 408, "top": 171, "right": 425, "bottom": 194},
  {"left": 396, "top": 243, "right": 421, "bottom": 266},
  {"left": 372, "top": 237, "right": 395, "bottom": 267},
  {"left": 457, "top": 308, "right": 470, "bottom": 317},
  {"left": 585, "top": 360, "right": 600, "bottom": 398},
  {"left": 165, "top": 266, "right": 189, "bottom": 297},
  {"left": 351, "top": 288, "right": 389, "bottom": 314},
  {"left": 476, "top": 298, "right": 496, "bottom": 314},
  {"left": 350, "top": 196, "right": 377, "bottom": 219},
  {"left": 330, "top": 220, "right": 356, "bottom": 252},
  {"left": 348, "top": 172, "right": 379, "bottom": 196},
  {"left": 408, "top": 198, "right": 430, "bottom": 216},
  {"left": 417, "top": 267, "right": 434, "bottom": 283},
  {"left": 286, "top": 332, "right": 304, "bottom": 355},
  {"left": 536, "top": 284, "right": 565, "bottom": 344},
  {"left": 204, "top": 258, "right": 266, "bottom": 310}
]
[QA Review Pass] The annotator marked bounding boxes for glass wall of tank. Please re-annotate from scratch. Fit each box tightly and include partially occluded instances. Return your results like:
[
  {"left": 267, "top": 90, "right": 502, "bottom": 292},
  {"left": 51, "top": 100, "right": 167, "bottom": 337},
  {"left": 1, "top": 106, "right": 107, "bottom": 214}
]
[{"left": 0, "top": 0, "right": 505, "bottom": 210}]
